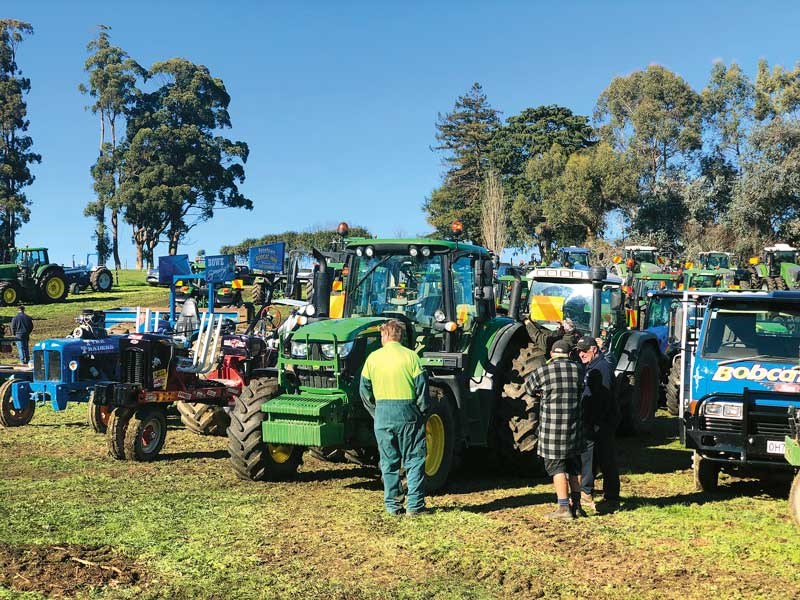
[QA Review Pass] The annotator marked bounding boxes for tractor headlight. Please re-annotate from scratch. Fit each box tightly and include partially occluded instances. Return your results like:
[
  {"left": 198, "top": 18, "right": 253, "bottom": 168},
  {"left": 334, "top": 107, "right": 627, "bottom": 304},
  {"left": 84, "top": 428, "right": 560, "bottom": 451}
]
[
  {"left": 320, "top": 341, "right": 355, "bottom": 359},
  {"left": 68, "top": 360, "right": 78, "bottom": 371},
  {"left": 365, "top": 246, "right": 375, "bottom": 258},
  {"left": 290, "top": 341, "right": 308, "bottom": 358},
  {"left": 409, "top": 245, "right": 418, "bottom": 257},
  {"left": 305, "top": 304, "right": 316, "bottom": 316},
  {"left": 702, "top": 400, "right": 742, "bottom": 420},
  {"left": 421, "top": 246, "right": 431, "bottom": 257}
]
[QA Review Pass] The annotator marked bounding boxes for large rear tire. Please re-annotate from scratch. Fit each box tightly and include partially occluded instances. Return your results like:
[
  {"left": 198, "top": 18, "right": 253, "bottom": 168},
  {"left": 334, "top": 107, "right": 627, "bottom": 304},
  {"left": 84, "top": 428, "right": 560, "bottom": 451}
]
[
  {"left": 251, "top": 281, "right": 266, "bottom": 305},
  {"left": 424, "top": 386, "right": 459, "bottom": 493},
  {"left": 767, "top": 277, "right": 779, "bottom": 292},
  {"left": 123, "top": 406, "right": 168, "bottom": 461},
  {"left": 90, "top": 267, "right": 114, "bottom": 292},
  {"left": 0, "top": 379, "right": 34, "bottom": 427},
  {"left": 38, "top": 269, "right": 69, "bottom": 303},
  {"left": 693, "top": 452, "right": 720, "bottom": 492},
  {"left": 177, "top": 402, "right": 230, "bottom": 436},
  {"left": 620, "top": 344, "right": 660, "bottom": 435},
  {"left": 227, "top": 377, "right": 302, "bottom": 480},
  {"left": 665, "top": 355, "right": 681, "bottom": 416},
  {"left": 87, "top": 392, "right": 112, "bottom": 434},
  {"left": 789, "top": 471, "right": 800, "bottom": 525},
  {"left": 0, "top": 281, "right": 21, "bottom": 307}
]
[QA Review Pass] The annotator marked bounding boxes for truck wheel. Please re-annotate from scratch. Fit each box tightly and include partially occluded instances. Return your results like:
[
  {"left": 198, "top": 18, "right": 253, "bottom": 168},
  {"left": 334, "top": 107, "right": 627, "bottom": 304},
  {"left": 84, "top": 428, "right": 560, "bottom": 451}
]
[
  {"left": 177, "top": 402, "right": 230, "bottom": 436},
  {"left": 251, "top": 282, "right": 266, "bottom": 305},
  {"left": 124, "top": 406, "right": 168, "bottom": 461},
  {"left": 39, "top": 270, "right": 68, "bottom": 302},
  {"left": 496, "top": 342, "right": 546, "bottom": 467},
  {"left": 620, "top": 344, "right": 659, "bottom": 435},
  {"left": 665, "top": 354, "right": 681, "bottom": 416},
  {"left": 693, "top": 452, "right": 720, "bottom": 492},
  {"left": 0, "top": 379, "right": 34, "bottom": 427},
  {"left": 87, "top": 392, "right": 112, "bottom": 434},
  {"left": 789, "top": 471, "right": 800, "bottom": 525},
  {"left": 107, "top": 407, "right": 134, "bottom": 460},
  {"left": 227, "top": 377, "right": 302, "bottom": 480},
  {"left": 90, "top": 267, "right": 114, "bottom": 292},
  {"left": 0, "top": 281, "right": 20, "bottom": 306},
  {"left": 425, "top": 386, "right": 459, "bottom": 493}
]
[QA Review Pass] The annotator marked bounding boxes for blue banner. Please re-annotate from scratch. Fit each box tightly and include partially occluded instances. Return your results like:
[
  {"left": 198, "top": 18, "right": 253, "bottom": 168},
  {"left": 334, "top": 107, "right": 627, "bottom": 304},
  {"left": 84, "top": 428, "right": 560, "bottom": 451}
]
[
  {"left": 248, "top": 242, "right": 286, "bottom": 273},
  {"left": 158, "top": 255, "right": 192, "bottom": 285},
  {"left": 205, "top": 254, "right": 235, "bottom": 283}
]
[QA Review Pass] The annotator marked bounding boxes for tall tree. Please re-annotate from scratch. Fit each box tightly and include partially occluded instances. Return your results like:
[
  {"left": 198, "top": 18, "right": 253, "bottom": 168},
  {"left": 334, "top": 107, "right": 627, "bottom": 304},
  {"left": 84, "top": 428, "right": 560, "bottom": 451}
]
[
  {"left": 80, "top": 25, "right": 144, "bottom": 268},
  {"left": 701, "top": 61, "right": 754, "bottom": 168},
  {"left": 119, "top": 58, "right": 251, "bottom": 268},
  {"left": 425, "top": 83, "right": 500, "bottom": 243},
  {"left": 0, "top": 20, "right": 40, "bottom": 253},
  {"left": 480, "top": 170, "right": 507, "bottom": 255}
]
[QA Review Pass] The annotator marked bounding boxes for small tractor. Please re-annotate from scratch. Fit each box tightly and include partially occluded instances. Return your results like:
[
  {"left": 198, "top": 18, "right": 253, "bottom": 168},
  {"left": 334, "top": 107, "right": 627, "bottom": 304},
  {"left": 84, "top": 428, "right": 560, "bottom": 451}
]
[
  {"left": 548, "top": 246, "right": 591, "bottom": 270},
  {"left": 747, "top": 244, "right": 800, "bottom": 291},
  {"left": 63, "top": 254, "right": 114, "bottom": 294},
  {"left": 0, "top": 247, "right": 69, "bottom": 305},
  {"left": 524, "top": 266, "right": 662, "bottom": 433},
  {"left": 227, "top": 235, "right": 547, "bottom": 490},
  {"left": 680, "top": 290, "right": 800, "bottom": 523}
]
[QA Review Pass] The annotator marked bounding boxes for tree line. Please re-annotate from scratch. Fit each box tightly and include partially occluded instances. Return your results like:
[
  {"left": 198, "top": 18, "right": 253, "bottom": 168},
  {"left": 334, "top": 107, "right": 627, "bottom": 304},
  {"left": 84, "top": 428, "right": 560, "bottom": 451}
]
[
  {"left": 0, "top": 20, "right": 251, "bottom": 269},
  {"left": 428, "top": 63, "right": 800, "bottom": 261}
]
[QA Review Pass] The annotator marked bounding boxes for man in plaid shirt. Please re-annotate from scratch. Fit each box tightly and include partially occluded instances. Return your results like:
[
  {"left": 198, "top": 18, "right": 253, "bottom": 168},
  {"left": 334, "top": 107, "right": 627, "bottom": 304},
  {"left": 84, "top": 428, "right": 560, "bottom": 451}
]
[{"left": 526, "top": 339, "right": 585, "bottom": 519}]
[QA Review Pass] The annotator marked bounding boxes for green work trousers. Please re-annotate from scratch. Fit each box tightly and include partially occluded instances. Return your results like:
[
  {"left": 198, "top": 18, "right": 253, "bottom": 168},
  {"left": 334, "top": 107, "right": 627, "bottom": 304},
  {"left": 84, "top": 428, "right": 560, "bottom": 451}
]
[{"left": 374, "top": 400, "right": 427, "bottom": 514}]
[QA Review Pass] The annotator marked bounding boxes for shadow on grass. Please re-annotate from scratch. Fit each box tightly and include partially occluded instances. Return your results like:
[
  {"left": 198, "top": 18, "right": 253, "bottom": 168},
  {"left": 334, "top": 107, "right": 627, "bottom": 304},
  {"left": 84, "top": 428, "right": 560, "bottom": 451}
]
[
  {"left": 158, "top": 449, "right": 229, "bottom": 461},
  {"left": 619, "top": 478, "right": 790, "bottom": 511},
  {"left": 437, "top": 491, "right": 554, "bottom": 513},
  {"left": 27, "top": 421, "right": 89, "bottom": 428}
]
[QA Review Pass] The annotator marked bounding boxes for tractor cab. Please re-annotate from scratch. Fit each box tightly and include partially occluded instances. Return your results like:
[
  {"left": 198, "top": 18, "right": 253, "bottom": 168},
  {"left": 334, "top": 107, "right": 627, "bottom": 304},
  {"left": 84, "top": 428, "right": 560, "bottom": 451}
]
[
  {"left": 698, "top": 251, "right": 732, "bottom": 270},
  {"left": 14, "top": 247, "right": 49, "bottom": 271},
  {"left": 549, "top": 247, "right": 591, "bottom": 270}
]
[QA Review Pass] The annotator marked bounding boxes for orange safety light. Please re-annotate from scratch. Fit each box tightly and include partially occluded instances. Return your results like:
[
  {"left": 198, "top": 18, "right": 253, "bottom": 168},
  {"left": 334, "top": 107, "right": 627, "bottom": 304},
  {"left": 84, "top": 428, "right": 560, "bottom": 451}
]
[
  {"left": 685, "top": 261, "right": 694, "bottom": 269},
  {"left": 688, "top": 400, "right": 699, "bottom": 415},
  {"left": 612, "top": 255, "right": 622, "bottom": 264},
  {"left": 342, "top": 266, "right": 350, "bottom": 276},
  {"left": 450, "top": 220, "right": 464, "bottom": 235},
  {"left": 626, "top": 258, "right": 635, "bottom": 268},
  {"left": 337, "top": 221, "right": 350, "bottom": 236}
]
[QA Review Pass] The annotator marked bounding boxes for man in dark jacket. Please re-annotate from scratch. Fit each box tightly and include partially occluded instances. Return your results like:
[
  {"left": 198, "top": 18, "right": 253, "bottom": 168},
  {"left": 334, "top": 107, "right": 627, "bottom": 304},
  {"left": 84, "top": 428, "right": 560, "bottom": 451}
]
[
  {"left": 576, "top": 335, "right": 620, "bottom": 512},
  {"left": 526, "top": 339, "right": 585, "bottom": 519},
  {"left": 11, "top": 305, "right": 33, "bottom": 365}
]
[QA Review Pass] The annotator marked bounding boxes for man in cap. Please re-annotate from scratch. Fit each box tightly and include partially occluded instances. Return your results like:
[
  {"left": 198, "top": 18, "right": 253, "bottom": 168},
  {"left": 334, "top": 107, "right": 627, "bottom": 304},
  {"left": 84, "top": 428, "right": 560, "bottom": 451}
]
[
  {"left": 576, "top": 335, "right": 620, "bottom": 512},
  {"left": 11, "top": 305, "right": 33, "bottom": 365},
  {"left": 526, "top": 339, "right": 585, "bottom": 518}
]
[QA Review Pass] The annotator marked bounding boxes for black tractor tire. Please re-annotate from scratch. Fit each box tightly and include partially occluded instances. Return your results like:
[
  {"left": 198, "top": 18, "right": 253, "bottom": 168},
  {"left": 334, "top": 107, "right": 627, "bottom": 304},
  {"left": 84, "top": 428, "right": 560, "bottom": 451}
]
[
  {"left": 107, "top": 407, "right": 134, "bottom": 460},
  {"left": 38, "top": 269, "right": 69, "bottom": 303},
  {"left": 693, "top": 452, "right": 720, "bottom": 492},
  {"left": 748, "top": 265, "right": 762, "bottom": 290},
  {"left": 766, "top": 277, "right": 779, "bottom": 291},
  {"left": 424, "top": 386, "right": 460, "bottom": 493},
  {"left": 90, "top": 267, "right": 114, "bottom": 292},
  {"left": 305, "top": 278, "right": 314, "bottom": 302},
  {"left": 664, "top": 355, "right": 682, "bottom": 416},
  {"left": 0, "top": 378, "right": 34, "bottom": 427},
  {"left": 789, "top": 471, "right": 800, "bottom": 526},
  {"left": 87, "top": 392, "right": 112, "bottom": 434},
  {"left": 251, "top": 281, "right": 266, "bottom": 305},
  {"left": 123, "top": 406, "right": 168, "bottom": 461},
  {"left": 776, "top": 277, "right": 789, "bottom": 291},
  {"left": 496, "top": 342, "right": 547, "bottom": 469},
  {"left": 177, "top": 402, "right": 230, "bottom": 436},
  {"left": 227, "top": 377, "right": 303, "bottom": 480},
  {"left": 619, "top": 344, "right": 660, "bottom": 435},
  {"left": 0, "top": 281, "right": 21, "bottom": 307}
]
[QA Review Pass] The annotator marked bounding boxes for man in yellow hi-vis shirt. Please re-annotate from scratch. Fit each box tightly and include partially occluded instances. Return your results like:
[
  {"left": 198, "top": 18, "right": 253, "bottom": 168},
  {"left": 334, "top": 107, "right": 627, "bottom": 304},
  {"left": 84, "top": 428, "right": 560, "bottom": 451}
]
[{"left": 359, "top": 320, "right": 429, "bottom": 516}]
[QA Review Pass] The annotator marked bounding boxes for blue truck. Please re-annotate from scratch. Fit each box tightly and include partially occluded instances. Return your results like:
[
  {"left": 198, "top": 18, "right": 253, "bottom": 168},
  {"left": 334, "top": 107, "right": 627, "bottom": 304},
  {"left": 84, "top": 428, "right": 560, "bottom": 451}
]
[{"left": 681, "top": 291, "right": 800, "bottom": 507}]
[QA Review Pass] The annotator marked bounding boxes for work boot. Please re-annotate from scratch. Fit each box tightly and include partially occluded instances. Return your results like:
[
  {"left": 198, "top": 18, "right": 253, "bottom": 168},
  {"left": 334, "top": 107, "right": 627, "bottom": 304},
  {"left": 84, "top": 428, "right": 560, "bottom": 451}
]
[
  {"left": 581, "top": 492, "right": 596, "bottom": 510},
  {"left": 571, "top": 504, "right": 588, "bottom": 518},
  {"left": 406, "top": 507, "right": 427, "bottom": 518},
  {"left": 544, "top": 505, "right": 574, "bottom": 520}
]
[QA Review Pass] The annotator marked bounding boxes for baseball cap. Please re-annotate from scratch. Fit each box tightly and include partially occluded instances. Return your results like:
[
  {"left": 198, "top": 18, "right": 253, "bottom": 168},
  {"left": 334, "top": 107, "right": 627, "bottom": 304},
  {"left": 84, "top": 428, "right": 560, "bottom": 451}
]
[
  {"left": 576, "top": 335, "right": 598, "bottom": 351},
  {"left": 551, "top": 340, "right": 571, "bottom": 356}
]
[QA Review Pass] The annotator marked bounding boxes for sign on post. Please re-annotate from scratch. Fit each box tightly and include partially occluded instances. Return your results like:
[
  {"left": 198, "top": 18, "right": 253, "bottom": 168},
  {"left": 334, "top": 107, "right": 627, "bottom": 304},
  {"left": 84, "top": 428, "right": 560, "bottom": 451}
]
[
  {"left": 205, "top": 254, "right": 235, "bottom": 283},
  {"left": 158, "top": 255, "right": 192, "bottom": 285},
  {"left": 248, "top": 242, "right": 286, "bottom": 273}
]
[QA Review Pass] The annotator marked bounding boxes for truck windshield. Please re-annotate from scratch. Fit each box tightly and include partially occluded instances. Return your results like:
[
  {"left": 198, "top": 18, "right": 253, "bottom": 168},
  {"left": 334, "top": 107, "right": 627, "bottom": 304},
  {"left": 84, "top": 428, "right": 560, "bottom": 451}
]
[
  {"left": 701, "top": 302, "right": 800, "bottom": 362},
  {"left": 349, "top": 253, "right": 444, "bottom": 326},
  {"left": 528, "top": 281, "right": 620, "bottom": 333}
]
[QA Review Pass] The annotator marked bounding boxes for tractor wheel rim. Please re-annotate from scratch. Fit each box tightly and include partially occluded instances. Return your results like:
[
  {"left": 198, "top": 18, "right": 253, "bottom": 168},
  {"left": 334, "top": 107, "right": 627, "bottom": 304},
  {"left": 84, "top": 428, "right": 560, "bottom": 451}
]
[
  {"left": 141, "top": 419, "right": 162, "bottom": 451},
  {"left": 268, "top": 444, "right": 293, "bottom": 464},
  {"left": 639, "top": 366, "right": 654, "bottom": 421},
  {"left": 3, "top": 288, "right": 15, "bottom": 304},
  {"left": 99, "top": 406, "right": 112, "bottom": 427},
  {"left": 99, "top": 273, "right": 111, "bottom": 288},
  {"left": 46, "top": 278, "right": 64, "bottom": 298},
  {"left": 425, "top": 414, "right": 445, "bottom": 477},
  {"left": 3, "top": 397, "right": 32, "bottom": 424}
]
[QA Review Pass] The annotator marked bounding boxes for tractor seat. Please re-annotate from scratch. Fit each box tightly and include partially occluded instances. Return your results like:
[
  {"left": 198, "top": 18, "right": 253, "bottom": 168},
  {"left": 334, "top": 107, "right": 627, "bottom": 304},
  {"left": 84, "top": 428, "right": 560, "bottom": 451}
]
[{"left": 175, "top": 298, "right": 200, "bottom": 337}]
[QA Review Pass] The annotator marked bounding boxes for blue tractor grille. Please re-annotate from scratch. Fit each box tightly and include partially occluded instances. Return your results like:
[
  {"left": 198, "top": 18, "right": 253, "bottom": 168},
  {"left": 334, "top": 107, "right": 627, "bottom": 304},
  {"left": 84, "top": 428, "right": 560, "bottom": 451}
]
[
  {"left": 46, "top": 350, "right": 61, "bottom": 382},
  {"left": 33, "top": 350, "right": 45, "bottom": 380}
]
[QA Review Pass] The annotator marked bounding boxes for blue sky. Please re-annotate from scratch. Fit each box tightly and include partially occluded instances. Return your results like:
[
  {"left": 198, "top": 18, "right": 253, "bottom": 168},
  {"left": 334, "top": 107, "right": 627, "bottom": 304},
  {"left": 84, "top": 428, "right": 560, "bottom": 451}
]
[{"left": 4, "top": 1, "right": 800, "bottom": 267}]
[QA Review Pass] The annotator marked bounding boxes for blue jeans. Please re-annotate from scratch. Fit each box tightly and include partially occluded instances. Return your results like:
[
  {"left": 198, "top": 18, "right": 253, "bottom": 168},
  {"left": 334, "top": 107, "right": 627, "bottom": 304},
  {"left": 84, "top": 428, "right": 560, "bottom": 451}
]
[
  {"left": 580, "top": 430, "right": 620, "bottom": 500},
  {"left": 16, "top": 337, "right": 29, "bottom": 364},
  {"left": 374, "top": 400, "right": 427, "bottom": 514}
]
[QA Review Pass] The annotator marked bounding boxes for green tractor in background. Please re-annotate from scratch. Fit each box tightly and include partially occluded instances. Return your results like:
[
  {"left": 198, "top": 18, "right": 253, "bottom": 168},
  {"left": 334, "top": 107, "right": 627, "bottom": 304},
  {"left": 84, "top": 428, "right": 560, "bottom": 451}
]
[
  {"left": 0, "top": 247, "right": 69, "bottom": 305},
  {"left": 681, "top": 251, "right": 744, "bottom": 291},
  {"left": 610, "top": 246, "right": 679, "bottom": 328},
  {"left": 227, "top": 235, "right": 550, "bottom": 490},
  {"left": 747, "top": 244, "right": 800, "bottom": 291}
]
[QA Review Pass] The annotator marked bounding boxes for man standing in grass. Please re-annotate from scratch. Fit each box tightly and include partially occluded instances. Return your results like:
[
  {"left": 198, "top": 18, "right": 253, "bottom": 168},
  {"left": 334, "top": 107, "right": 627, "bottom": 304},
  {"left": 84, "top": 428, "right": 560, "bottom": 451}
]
[
  {"left": 360, "top": 320, "right": 429, "bottom": 516},
  {"left": 526, "top": 339, "right": 585, "bottom": 519},
  {"left": 11, "top": 305, "right": 33, "bottom": 365}
]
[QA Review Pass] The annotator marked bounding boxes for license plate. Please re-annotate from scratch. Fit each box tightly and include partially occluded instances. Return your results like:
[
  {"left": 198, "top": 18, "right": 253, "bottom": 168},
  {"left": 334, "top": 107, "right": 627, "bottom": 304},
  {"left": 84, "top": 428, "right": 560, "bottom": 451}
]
[{"left": 766, "top": 440, "right": 785, "bottom": 455}]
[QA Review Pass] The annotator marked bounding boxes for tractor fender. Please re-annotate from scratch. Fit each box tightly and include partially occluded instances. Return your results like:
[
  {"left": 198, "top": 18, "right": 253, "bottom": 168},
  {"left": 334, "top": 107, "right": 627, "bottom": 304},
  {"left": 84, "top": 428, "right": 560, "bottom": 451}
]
[
  {"left": 486, "top": 322, "right": 527, "bottom": 370},
  {"left": 37, "top": 264, "right": 66, "bottom": 281},
  {"left": 614, "top": 329, "right": 659, "bottom": 375},
  {"left": 11, "top": 380, "right": 32, "bottom": 410}
]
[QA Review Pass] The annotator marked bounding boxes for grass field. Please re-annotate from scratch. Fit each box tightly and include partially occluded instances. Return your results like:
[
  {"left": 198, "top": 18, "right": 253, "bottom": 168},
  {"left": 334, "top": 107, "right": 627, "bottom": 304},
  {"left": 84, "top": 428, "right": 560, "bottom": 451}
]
[{"left": 0, "top": 275, "right": 798, "bottom": 598}]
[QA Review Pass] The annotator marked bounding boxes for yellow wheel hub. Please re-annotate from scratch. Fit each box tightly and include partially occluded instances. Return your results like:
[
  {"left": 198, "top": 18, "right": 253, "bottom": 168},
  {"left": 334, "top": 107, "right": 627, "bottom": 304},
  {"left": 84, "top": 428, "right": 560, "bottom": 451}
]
[
  {"left": 425, "top": 413, "right": 445, "bottom": 477},
  {"left": 46, "top": 277, "right": 64, "bottom": 298},
  {"left": 3, "top": 287, "right": 16, "bottom": 304},
  {"left": 268, "top": 444, "right": 293, "bottom": 464}
]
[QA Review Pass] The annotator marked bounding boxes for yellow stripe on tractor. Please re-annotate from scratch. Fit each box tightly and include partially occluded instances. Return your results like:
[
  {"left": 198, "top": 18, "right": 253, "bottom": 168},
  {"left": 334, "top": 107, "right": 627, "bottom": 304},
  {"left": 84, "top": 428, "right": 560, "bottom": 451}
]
[{"left": 530, "top": 296, "right": 565, "bottom": 322}]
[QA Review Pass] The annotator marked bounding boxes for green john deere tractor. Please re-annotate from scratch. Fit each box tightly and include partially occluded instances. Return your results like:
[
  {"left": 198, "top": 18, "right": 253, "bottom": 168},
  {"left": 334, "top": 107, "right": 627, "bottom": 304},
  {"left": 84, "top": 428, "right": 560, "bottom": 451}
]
[
  {"left": 227, "top": 236, "right": 546, "bottom": 490},
  {"left": 747, "top": 244, "right": 800, "bottom": 291},
  {"left": 0, "top": 247, "right": 69, "bottom": 305}
]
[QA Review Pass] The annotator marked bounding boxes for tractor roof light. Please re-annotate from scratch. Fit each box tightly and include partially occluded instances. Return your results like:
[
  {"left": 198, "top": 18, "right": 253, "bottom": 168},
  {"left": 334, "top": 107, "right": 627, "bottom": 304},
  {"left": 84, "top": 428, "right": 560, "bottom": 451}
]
[
  {"left": 421, "top": 246, "right": 431, "bottom": 257},
  {"left": 365, "top": 246, "right": 375, "bottom": 258},
  {"left": 337, "top": 222, "right": 350, "bottom": 237},
  {"left": 450, "top": 220, "right": 464, "bottom": 236},
  {"left": 305, "top": 304, "right": 316, "bottom": 316},
  {"left": 444, "top": 321, "right": 458, "bottom": 332},
  {"left": 409, "top": 245, "right": 418, "bottom": 257},
  {"left": 626, "top": 258, "right": 635, "bottom": 268},
  {"left": 356, "top": 247, "right": 363, "bottom": 257},
  {"left": 612, "top": 255, "right": 622, "bottom": 264}
]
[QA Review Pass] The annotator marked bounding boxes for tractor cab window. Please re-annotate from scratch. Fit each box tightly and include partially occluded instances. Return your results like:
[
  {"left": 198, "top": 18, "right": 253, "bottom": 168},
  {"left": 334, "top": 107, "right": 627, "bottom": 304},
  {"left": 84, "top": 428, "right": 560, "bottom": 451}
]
[
  {"left": 687, "top": 274, "right": 719, "bottom": 289},
  {"left": 646, "top": 296, "right": 681, "bottom": 329},
  {"left": 528, "top": 281, "right": 621, "bottom": 334},
  {"left": 451, "top": 255, "right": 476, "bottom": 332},
  {"left": 349, "top": 253, "right": 443, "bottom": 329},
  {"left": 15, "top": 250, "right": 46, "bottom": 268},
  {"left": 566, "top": 252, "right": 589, "bottom": 268},
  {"left": 630, "top": 250, "right": 656, "bottom": 264},
  {"left": 702, "top": 302, "right": 800, "bottom": 361},
  {"left": 771, "top": 251, "right": 797, "bottom": 266},
  {"left": 703, "top": 254, "right": 729, "bottom": 269},
  {"left": 637, "top": 278, "right": 676, "bottom": 296}
]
